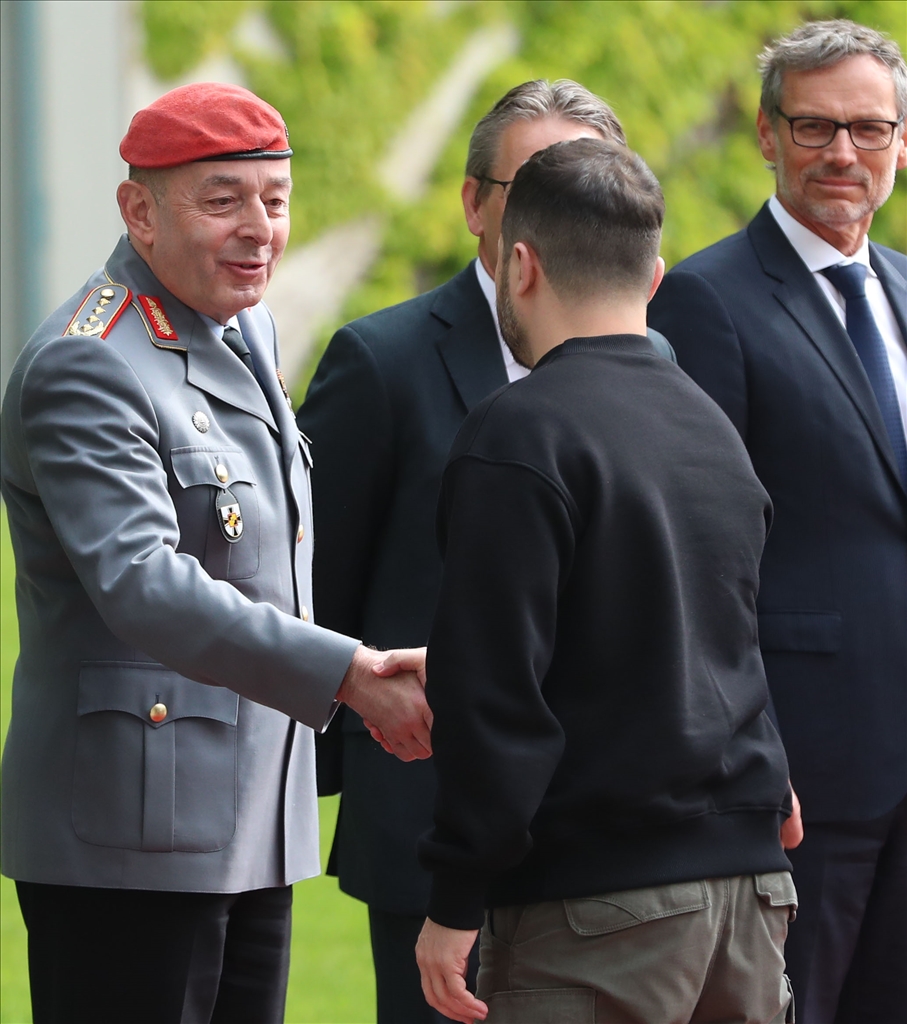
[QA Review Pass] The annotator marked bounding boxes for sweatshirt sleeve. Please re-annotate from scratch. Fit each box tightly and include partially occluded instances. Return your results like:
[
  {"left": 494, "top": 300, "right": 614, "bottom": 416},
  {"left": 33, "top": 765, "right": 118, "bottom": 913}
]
[{"left": 419, "top": 452, "right": 577, "bottom": 928}]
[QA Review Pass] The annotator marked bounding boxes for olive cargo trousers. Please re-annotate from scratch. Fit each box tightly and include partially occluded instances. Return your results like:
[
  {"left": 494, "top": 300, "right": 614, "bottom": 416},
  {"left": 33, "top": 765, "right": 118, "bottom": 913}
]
[{"left": 477, "top": 873, "right": 797, "bottom": 1024}]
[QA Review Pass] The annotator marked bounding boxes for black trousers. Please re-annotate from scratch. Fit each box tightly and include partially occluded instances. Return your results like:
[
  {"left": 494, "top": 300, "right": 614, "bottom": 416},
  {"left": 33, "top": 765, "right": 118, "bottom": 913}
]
[
  {"left": 784, "top": 792, "right": 907, "bottom": 1024},
  {"left": 16, "top": 881, "right": 293, "bottom": 1024},
  {"left": 368, "top": 908, "right": 479, "bottom": 1024}
]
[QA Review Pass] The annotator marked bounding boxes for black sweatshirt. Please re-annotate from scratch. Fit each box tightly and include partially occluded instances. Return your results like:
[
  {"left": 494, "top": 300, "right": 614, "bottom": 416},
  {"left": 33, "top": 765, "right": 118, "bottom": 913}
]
[{"left": 419, "top": 335, "right": 792, "bottom": 930}]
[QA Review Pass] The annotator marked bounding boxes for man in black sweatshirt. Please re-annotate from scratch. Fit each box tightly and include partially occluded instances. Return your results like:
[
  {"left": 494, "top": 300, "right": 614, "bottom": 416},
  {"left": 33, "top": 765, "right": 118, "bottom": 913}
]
[{"left": 413, "top": 138, "right": 802, "bottom": 1024}]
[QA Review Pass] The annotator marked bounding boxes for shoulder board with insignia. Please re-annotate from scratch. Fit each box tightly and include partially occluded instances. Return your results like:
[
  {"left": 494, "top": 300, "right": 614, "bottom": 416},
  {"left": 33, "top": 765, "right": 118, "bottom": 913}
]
[
  {"left": 63, "top": 285, "right": 132, "bottom": 339},
  {"left": 137, "top": 295, "right": 179, "bottom": 342}
]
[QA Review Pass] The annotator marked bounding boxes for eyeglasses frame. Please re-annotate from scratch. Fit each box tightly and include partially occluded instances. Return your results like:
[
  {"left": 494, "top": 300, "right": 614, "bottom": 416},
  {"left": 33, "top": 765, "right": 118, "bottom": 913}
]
[{"left": 775, "top": 108, "right": 904, "bottom": 151}]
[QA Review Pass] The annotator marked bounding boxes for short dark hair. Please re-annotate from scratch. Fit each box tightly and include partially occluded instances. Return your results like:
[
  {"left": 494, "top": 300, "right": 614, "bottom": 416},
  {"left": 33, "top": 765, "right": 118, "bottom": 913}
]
[
  {"left": 501, "top": 138, "right": 664, "bottom": 301},
  {"left": 467, "top": 80, "right": 626, "bottom": 201}
]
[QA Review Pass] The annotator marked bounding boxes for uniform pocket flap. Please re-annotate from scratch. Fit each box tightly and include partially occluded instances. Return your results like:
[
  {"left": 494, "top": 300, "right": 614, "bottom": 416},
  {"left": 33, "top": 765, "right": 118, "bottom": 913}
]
[
  {"left": 757, "top": 611, "right": 842, "bottom": 652},
  {"left": 170, "top": 446, "right": 257, "bottom": 489},
  {"left": 78, "top": 662, "right": 239, "bottom": 727},
  {"left": 565, "top": 879, "right": 709, "bottom": 936}
]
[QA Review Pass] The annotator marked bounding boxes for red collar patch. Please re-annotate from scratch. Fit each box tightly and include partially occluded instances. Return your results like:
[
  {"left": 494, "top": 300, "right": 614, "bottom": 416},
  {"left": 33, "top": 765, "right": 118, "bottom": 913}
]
[{"left": 138, "top": 295, "right": 179, "bottom": 341}]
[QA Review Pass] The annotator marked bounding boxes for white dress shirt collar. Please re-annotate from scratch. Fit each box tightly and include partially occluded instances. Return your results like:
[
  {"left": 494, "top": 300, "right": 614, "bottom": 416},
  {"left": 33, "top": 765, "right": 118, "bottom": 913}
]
[
  {"left": 198, "top": 312, "right": 242, "bottom": 340},
  {"left": 768, "top": 195, "right": 874, "bottom": 276}
]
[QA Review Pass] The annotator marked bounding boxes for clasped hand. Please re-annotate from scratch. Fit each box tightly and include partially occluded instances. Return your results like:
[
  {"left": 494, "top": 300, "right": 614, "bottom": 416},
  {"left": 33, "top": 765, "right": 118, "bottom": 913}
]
[{"left": 337, "top": 646, "right": 432, "bottom": 761}]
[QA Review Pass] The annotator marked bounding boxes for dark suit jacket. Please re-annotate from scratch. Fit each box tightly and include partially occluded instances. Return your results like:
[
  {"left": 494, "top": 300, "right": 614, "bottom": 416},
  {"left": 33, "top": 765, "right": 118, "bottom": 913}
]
[
  {"left": 648, "top": 202, "right": 907, "bottom": 824},
  {"left": 299, "top": 263, "right": 677, "bottom": 912},
  {"left": 297, "top": 265, "right": 507, "bottom": 911}
]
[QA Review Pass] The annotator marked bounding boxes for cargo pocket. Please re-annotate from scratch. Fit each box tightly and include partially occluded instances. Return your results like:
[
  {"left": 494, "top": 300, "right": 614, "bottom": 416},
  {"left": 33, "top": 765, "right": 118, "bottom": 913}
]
[
  {"left": 564, "top": 879, "right": 710, "bottom": 936},
  {"left": 755, "top": 871, "right": 799, "bottom": 921},
  {"left": 72, "top": 662, "right": 239, "bottom": 853},
  {"left": 170, "top": 446, "right": 260, "bottom": 580},
  {"left": 485, "top": 987, "right": 594, "bottom": 1023}
]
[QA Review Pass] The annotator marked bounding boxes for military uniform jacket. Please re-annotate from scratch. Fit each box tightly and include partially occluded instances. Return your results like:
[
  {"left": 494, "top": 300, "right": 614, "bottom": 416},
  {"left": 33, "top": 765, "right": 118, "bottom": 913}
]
[{"left": 0, "top": 235, "right": 360, "bottom": 893}]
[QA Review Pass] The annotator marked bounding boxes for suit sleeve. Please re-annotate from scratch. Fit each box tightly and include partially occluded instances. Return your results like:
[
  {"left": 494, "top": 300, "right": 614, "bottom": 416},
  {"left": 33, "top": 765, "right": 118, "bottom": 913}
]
[
  {"left": 296, "top": 326, "right": 395, "bottom": 791},
  {"left": 648, "top": 270, "right": 749, "bottom": 439},
  {"left": 12, "top": 335, "right": 358, "bottom": 730},
  {"left": 297, "top": 325, "right": 394, "bottom": 640},
  {"left": 419, "top": 454, "right": 575, "bottom": 929}
]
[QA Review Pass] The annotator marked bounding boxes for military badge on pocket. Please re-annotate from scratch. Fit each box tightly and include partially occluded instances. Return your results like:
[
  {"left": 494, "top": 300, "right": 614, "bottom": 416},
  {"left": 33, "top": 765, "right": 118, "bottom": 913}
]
[{"left": 215, "top": 488, "right": 243, "bottom": 543}]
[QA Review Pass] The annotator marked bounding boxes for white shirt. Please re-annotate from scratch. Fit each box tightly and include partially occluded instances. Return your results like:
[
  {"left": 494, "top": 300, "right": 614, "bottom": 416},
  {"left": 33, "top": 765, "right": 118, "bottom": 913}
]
[
  {"left": 768, "top": 195, "right": 907, "bottom": 436},
  {"left": 198, "top": 312, "right": 242, "bottom": 340},
  {"left": 474, "top": 258, "right": 531, "bottom": 383}
]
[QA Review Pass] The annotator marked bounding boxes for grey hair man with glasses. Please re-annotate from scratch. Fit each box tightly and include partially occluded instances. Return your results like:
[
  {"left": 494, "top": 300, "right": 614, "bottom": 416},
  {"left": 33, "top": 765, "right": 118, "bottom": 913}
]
[
  {"left": 298, "top": 80, "right": 673, "bottom": 1023},
  {"left": 649, "top": 20, "right": 907, "bottom": 1024}
]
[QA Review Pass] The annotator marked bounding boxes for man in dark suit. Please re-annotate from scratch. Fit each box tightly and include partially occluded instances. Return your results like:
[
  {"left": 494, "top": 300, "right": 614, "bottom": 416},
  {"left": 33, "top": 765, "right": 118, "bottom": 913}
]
[
  {"left": 648, "top": 20, "right": 906, "bottom": 1024},
  {"left": 298, "top": 80, "right": 672, "bottom": 1023}
]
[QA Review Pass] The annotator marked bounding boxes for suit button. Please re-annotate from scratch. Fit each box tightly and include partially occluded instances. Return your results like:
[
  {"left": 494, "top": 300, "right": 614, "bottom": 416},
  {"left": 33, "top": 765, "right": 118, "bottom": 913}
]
[
  {"left": 297, "top": 526, "right": 305, "bottom": 543},
  {"left": 215, "top": 464, "right": 229, "bottom": 483},
  {"left": 149, "top": 703, "right": 168, "bottom": 723},
  {"left": 301, "top": 606, "right": 309, "bottom": 622}
]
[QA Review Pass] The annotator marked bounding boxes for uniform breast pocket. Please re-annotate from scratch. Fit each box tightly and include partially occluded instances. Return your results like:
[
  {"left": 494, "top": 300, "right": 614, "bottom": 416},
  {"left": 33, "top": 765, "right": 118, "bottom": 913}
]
[
  {"left": 72, "top": 662, "right": 240, "bottom": 853},
  {"left": 170, "top": 446, "right": 261, "bottom": 580}
]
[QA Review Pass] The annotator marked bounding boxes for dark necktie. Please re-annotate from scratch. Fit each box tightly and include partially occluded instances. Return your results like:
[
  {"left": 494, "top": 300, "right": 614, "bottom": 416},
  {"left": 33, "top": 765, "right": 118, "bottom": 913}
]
[
  {"left": 821, "top": 262, "right": 907, "bottom": 485},
  {"left": 222, "top": 325, "right": 257, "bottom": 378}
]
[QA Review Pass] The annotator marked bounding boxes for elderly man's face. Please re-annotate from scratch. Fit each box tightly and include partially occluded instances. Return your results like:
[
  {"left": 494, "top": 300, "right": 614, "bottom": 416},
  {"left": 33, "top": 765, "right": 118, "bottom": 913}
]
[
  {"left": 464, "top": 117, "right": 602, "bottom": 278},
  {"left": 144, "top": 159, "right": 292, "bottom": 323},
  {"left": 757, "top": 55, "right": 906, "bottom": 252}
]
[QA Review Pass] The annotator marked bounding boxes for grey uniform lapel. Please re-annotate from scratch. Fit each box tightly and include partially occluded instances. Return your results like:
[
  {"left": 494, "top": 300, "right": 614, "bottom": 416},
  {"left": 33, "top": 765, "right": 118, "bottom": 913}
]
[
  {"left": 433, "top": 264, "right": 508, "bottom": 413},
  {"left": 237, "top": 309, "right": 300, "bottom": 473},
  {"left": 749, "top": 206, "right": 905, "bottom": 491},
  {"left": 104, "top": 235, "right": 278, "bottom": 432}
]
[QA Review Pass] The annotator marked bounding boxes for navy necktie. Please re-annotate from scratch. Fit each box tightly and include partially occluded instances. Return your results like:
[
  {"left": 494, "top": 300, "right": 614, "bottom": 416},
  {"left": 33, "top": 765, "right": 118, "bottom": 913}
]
[{"left": 821, "top": 262, "right": 907, "bottom": 485}]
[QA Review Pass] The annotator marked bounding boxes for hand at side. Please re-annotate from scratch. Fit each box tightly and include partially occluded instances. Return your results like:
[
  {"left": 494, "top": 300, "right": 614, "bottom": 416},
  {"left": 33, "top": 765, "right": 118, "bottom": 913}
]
[{"left": 416, "top": 918, "right": 487, "bottom": 1023}]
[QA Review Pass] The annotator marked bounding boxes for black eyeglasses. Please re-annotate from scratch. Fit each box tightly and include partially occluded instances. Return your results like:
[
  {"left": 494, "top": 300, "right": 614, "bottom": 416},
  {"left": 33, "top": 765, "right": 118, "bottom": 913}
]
[
  {"left": 776, "top": 109, "right": 903, "bottom": 151},
  {"left": 478, "top": 176, "right": 513, "bottom": 193}
]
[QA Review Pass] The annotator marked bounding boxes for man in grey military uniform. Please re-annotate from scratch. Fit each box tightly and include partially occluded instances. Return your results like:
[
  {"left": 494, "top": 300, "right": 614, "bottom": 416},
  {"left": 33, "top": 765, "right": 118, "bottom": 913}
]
[{"left": 0, "top": 82, "right": 431, "bottom": 1024}]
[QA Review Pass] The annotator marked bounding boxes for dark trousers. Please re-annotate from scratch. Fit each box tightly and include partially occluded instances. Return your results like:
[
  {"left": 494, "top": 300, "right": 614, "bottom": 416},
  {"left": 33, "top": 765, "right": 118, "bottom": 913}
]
[
  {"left": 16, "top": 881, "right": 293, "bottom": 1024},
  {"left": 369, "top": 908, "right": 479, "bottom": 1024},
  {"left": 784, "top": 793, "right": 907, "bottom": 1024}
]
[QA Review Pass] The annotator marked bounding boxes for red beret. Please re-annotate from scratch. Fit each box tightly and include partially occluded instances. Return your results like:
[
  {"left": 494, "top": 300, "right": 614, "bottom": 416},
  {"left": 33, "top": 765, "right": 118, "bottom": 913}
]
[{"left": 120, "top": 82, "right": 292, "bottom": 169}]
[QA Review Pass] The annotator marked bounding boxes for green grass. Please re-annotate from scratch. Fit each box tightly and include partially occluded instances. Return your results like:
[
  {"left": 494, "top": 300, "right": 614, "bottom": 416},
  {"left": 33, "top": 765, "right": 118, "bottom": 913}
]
[{"left": 0, "top": 507, "right": 377, "bottom": 1023}]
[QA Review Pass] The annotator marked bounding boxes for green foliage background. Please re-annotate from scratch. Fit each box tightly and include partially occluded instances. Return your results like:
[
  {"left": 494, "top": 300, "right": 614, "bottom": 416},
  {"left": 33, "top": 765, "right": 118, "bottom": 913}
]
[
  {"left": 3, "top": 3, "right": 906, "bottom": 1021},
  {"left": 143, "top": 0, "right": 906, "bottom": 393}
]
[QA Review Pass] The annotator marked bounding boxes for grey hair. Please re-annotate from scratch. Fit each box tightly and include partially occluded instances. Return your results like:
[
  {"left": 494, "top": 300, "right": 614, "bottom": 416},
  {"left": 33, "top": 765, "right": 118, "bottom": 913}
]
[
  {"left": 466, "top": 80, "right": 625, "bottom": 199},
  {"left": 759, "top": 19, "right": 907, "bottom": 120},
  {"left": 128, "top": 166, "right": 169, "bottom": 203}
]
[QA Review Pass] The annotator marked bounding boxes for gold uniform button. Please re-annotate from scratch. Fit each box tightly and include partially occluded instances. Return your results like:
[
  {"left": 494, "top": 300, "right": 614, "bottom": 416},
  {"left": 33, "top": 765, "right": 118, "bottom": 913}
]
[
  {"left": 215, "top": 464, "right": 229, "bottom": 483},
  {"left": 297, "top": 526, "right": 305, "bottom": 544},
  {"left": 149, "top": 703, "right": 168, "bottom": 723},
  {"left": 301, "top": 606, "right": 309, "bottom": 622}
]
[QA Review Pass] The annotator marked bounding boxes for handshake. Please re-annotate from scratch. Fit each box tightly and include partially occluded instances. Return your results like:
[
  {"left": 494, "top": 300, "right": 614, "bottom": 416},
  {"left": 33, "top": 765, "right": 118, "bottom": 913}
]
[{"left": 336, "top": 646, "right": 432, "bottom": 761}]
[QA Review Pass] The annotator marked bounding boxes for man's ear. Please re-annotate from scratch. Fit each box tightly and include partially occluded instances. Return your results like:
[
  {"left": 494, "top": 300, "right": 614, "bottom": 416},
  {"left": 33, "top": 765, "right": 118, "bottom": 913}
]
[
  {"left": 512, "top": 241, "right": 539, "bottom": 297},
  {"left": 117, "top": 180, "right": 158, "bottom": 247},
  {"left": 648, "top": 256, "right": 666, "bottom": 302},
  {"left": 461, "top": 178, "right": 485, "bottom": 239},
  {"left": 756, "top": 108, "right": 778, "bottom": 164},
  {"left": 895, "top": 125, "right": 907, "bottom": 172}
]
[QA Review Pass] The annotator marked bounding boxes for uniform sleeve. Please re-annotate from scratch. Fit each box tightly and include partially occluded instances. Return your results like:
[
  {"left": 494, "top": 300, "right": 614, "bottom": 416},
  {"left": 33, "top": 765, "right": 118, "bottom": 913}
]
[
  {"left": 419, "top": 454, "right": 577, "bottom": 929},
  {"left": 13, "top": 335, "right": 358, "bottom": 730},
  {"left": 648, "top": 270, "right": 749, "bottom": 440}
]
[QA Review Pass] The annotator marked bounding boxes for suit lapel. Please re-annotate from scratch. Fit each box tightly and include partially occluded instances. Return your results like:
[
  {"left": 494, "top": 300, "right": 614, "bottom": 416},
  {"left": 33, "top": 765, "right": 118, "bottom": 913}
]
[
  {"left": 433, "top": 264, "right": 508, "bottom": 412},
  {"left": 749, "top": 206, "right": 904, "bottom": 491},
  {"left": 871, "top": 244, "right": 907, "bottom": 345}
]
